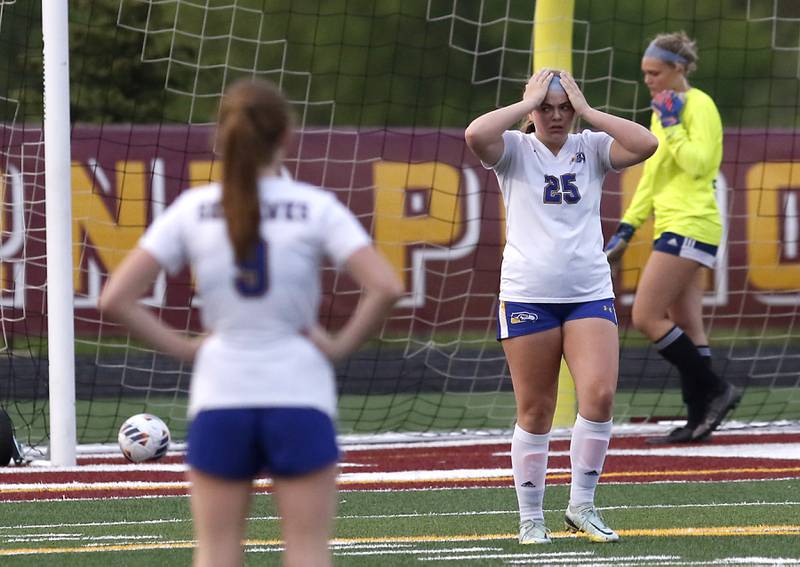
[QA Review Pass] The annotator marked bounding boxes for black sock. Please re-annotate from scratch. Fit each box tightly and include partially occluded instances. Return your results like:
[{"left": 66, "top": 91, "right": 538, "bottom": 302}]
[
  {"left": 697, "top": 345, "right": 712, "bottom": 369},
  {"left": 657, "top": 327, "right": 725, "bottom": 401},
  {"left": 678, "top": 370, "right": 705, "bottom": 427},
  {"left": 696, "top": 344, "right": 719, "bottom": 406}
]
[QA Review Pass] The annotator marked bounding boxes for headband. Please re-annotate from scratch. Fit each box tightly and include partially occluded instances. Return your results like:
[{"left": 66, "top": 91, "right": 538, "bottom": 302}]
[
  {"left": 644, "top": 43, "right": 688, "bottom": 65},
  {"left": 548, "top": 75, "right": 565, "bottom": 92}
]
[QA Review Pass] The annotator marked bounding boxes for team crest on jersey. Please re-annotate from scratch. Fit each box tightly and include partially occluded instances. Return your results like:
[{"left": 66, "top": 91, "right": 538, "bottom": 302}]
[
  {"left": 571, "top": 152, "right": 586, "bottom": 164},
  {"left": 510, "top": 311, "right": 538, "bottom": 324}
]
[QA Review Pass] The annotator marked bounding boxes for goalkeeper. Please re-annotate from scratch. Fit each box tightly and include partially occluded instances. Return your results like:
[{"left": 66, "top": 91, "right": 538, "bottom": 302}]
[{"left": 605, "top": 31, "right": 741, "bottom": 444}]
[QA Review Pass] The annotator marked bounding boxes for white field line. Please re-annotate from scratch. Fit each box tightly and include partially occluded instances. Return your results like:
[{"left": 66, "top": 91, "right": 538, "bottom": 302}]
[
  {"left": 0, "top": 463, "right": 188, "bottom": 474},
  {"left": 46, "top": 422, "right": 800, "bottom": 460},
  {"left": 0, "top": 476, "right": 797, "bottom": 504},
  {"left": 420, "top": 553, "right": 679, "bottom": 563},
  {"left": 2, "top": 529, "right": 799, "bottom": 558},
  {"left": 8, "top": 460, "right": 800, "bottom": 493},
  {"left": 0, "top": 468, "right": 516, "bottom": 492},
  {"left": 2, "top": 475, "right": 799, "bottom": 504},
  {"left": 0, "top": 462, "right": 386, "bottom": 474},
  {"left": 2, "top": 500, "right": 799, "bottom": 531},
  {"left": 492, "top": 442, "right": 800, "bottom": 460},
  {"left": 337, "top": 422, "right": 800, "bottom": 449},
  {"left": 329, "top": 546, "right": 506, "bottom": 557},
  {"left": 7, "top": 437, "right": 800, "bottom": 476},
  {"left": 337, "top": 476, "right": 800, "bottom": 492},
  {"left": 569, "top": 560, "right": 800, "bottom": 566}
]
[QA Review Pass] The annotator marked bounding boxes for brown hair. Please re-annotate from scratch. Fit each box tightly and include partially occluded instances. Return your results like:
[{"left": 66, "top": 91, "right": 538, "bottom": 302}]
[
  {"left": 649, "top": 31, "right": 699, "bottom": 75},
  {"left": 216, "top": 79, "right": 292, "bottom": 263},
  {"left": 519, "top": 70, "right": 565, "bottom": 134},
  {"left": 520, "top": 118, "right": 536, "bottom": 134}
]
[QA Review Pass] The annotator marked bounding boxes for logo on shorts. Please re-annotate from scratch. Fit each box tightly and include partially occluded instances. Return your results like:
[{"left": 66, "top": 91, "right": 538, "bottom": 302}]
[
  {"left": 510, "top": 311, "right": 538, "bottom": 324},
  {"left": 667, "top": 237, "right": 679, "bottom": 247},
  {"left": 602, "top": 305, "right": 615, "bottom": 314}
]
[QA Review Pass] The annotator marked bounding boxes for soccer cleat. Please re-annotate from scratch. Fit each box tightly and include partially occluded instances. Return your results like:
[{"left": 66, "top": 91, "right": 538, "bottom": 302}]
[
  {"left": 564, "top": 504, "right": 619, "bottom": 542},
  {"left": 518, "top": 519, "right": 552, "bottom": 544},
  {"left": 646, "top": 424, "right": 710, "bottom": 445},
  {"left": 692, "top": 384, "right": 743, "bottom": 440}
]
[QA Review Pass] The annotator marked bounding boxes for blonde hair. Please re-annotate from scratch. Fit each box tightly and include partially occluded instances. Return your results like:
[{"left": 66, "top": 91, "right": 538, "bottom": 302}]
[
  {"left": 216, "top": 79, "right": 293, "bottom": 264},
  {"left": 649, "top": 31, "right": 699, "bottom": 75}
]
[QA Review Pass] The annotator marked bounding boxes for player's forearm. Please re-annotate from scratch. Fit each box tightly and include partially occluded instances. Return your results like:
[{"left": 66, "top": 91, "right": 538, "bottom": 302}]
[
  {"left": 104, "top": 303, "right": 198, "bottom": 363},
  {"left": 620, "top": 163, "right": 655, "bottom": 228},
  {"left": 465, "top": 100, "right": 534, "bottom": 150},
  {"left": 583, "top": 108, "right": 658, "bottom": 159},
  {"left": 621, "top": 187, "right": 654, "bottom": 228}
]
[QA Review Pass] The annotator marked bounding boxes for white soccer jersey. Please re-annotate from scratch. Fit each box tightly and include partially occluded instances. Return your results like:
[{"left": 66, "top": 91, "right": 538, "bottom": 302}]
[
  {"left": 139, "top": 177, "right": 371, "bottom": 418},
  {"left": 487, "top": 129, "right": 616, "bottom": 302}
]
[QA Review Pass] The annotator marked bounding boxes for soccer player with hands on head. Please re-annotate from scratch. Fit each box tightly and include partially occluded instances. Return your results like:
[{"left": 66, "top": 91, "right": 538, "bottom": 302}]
[
  {"left": 99, "top": 78, "right": 403, "bottom": 567},
  {"left": 466, "top": 69, "right": 657, "bottom": 544},
  {"left": 605, "top": 31, "right": 741, "bottom": 446}
]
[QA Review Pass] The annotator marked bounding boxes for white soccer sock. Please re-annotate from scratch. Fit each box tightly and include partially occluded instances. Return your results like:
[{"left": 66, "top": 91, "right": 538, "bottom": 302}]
[
  {"left": 511, "top": 423, "right": 550, "bottom": 523},
  {"left": 569, "top": 414, "right": 613, "bottom": 508}
]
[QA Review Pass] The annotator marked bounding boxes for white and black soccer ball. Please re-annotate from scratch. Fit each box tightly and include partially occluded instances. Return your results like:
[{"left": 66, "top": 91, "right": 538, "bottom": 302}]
[{"left": 118, "top": 413, "right": 171, "bottom": 463}]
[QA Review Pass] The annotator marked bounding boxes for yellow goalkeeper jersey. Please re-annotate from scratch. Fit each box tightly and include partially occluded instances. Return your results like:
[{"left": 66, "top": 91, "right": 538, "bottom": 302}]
[{"left": 621, "top": 87, "right": 723, "bottom": 245}]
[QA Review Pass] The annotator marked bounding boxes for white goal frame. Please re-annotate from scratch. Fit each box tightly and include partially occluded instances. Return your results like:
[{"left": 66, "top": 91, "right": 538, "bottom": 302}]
[{"left": 42, "top": 1, "right": 77, "bottom": 467}]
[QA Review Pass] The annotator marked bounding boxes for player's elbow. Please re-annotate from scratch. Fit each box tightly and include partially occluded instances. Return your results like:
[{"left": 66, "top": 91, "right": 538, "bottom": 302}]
[
  {"left": 643, "top": 132, "right": 659, "bottom": 159},
  {"left": 97, "top": 286, "right": 122, "bottom": 321},
  {"left": 377, "top": 272, "right": 405, "bottom": 305},
  {"left": 464, "top": 120, "right": 493, "bottom": 151},
  {"left": 368, "top": 271, "right": 405, "bottom": 310},
  {"left": 98, "top": 280, "right": 133, "bottom": 323},
  {"left": 465, "top": 123, "right": 502, "bottom": 165},
  {"left": 681, "top": 156, "right": 714, "bottom": 178},
  {"left": 464, "top": 123, "right": 481, "bottom": 150}
]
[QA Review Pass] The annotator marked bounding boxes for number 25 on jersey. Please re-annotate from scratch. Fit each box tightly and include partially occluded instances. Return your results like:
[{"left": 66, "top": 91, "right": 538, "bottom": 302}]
[{"left": 543, "top": 173, "right": 581, "bottom": 204}]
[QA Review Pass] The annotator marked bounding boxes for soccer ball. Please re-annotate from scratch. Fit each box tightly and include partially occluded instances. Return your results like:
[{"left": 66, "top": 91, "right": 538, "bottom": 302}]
[{"left": 118, "top": 413, "right": 171, "bottom": 463}]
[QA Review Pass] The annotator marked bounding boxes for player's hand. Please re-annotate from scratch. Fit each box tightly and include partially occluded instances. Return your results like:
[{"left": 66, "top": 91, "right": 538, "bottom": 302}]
[
  {"left": 605, "top": 222, "right": 636, "bottom": 263},
  {"left": 523, "top": 68, "right": 554, "bottom": 109},
  {"left": 651, "top": 90, "right": 685, "bottom": 128},
  {"left": 559, "top": 71, "right": 591, "bottom": 117},
  {"left": 177, "top": 336, "right": 206, "bottom": 363}
]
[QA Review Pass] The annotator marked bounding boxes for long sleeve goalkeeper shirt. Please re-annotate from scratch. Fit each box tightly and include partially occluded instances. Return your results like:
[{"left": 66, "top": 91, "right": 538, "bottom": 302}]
[{"left": 621, "top": 87, "right": 723, "bottom": 246}]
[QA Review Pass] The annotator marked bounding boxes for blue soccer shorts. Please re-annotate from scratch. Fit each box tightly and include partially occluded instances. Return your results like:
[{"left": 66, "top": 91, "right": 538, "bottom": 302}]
[
  {"left": 186, "top": 407, "right": 339, "bottom": 480},
  {"left": 653, "top": 231, "right": 718, "bottom": 268},
  {"left": 497, "top": 298, "right": 618, "bottom": 340}
]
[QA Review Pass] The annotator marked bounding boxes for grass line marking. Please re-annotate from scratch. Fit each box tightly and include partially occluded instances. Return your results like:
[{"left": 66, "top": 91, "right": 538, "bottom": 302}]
[
  {"left": 2, "top": 466, "right": 800, "bottom": 496},
  {"left": 1, "top": 525, "right": 799, "bottom": 556},
  {"left": 2, "top": 500, "right": 798, "bottom": 531}
]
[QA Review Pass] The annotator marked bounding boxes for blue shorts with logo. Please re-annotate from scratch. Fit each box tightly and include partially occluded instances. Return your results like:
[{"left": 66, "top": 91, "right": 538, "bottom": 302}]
[
  {"left": 186, "top": 407, "right": 339, "bottom": 480},
  {"left": 497, "top": 298, "right": 617, "bottom": 340},
  {"left": 653, "top": 232, "right": 718, "bottom": 268}
]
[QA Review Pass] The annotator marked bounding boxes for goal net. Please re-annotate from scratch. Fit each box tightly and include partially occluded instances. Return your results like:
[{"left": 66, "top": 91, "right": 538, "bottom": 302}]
[{"left": 1, "top": 0, "right": 799, "bottom": 453}]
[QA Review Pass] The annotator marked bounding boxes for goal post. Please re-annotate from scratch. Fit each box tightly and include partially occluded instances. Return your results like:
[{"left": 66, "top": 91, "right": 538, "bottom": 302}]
[
  {"left": 533, "top": 0, "right": 577, "bottom": 428},
  {"left": 42, "top": 0, "right": 76, "bottom": 466}
]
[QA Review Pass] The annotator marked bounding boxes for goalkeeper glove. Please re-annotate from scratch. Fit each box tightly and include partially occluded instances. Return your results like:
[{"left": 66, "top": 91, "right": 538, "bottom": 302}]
[
  {"left": 604, "top": 222, "right": 635, "bottom": 262},
  {"left": 651, "top": 90, "right": 685, "bottom": 128}
]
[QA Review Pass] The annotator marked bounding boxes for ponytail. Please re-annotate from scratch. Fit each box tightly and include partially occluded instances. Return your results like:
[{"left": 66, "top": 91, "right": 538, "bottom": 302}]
[
  {"left": 216, "top": 80, "right": 292, "bottom": 264},
  {"left": 220, "top": 111, "right": 262, "bottom": 264}
]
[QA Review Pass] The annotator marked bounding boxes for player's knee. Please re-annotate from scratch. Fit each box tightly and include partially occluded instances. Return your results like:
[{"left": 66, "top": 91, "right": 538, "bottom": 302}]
[
  {"left": 631, "top": 304, "right": 657, "bottom": 338},
  {"left": 578, "top": 386, "right": 615, "bottom": 421},
  {"left": 593, "top": 387, "right": 616, "bottom": 416},
  {"left": 516, "top": 403, "right": 557, "bottom": 432}
]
